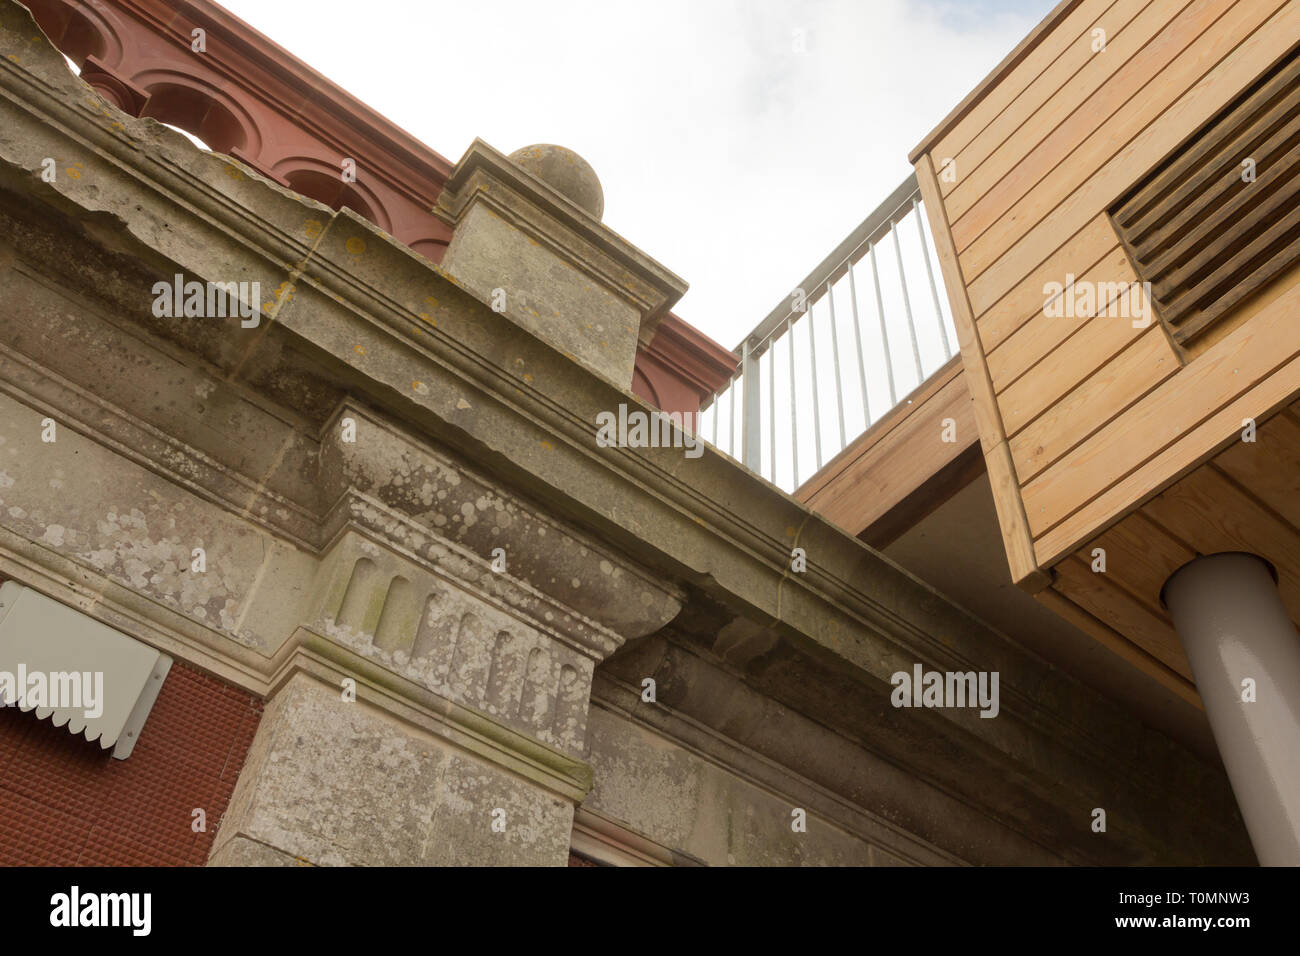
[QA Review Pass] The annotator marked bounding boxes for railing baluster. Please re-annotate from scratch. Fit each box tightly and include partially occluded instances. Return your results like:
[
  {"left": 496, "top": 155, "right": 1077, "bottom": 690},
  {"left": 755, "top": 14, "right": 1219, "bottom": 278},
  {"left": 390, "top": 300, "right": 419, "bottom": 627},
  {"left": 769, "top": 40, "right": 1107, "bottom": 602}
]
[
  {"left": 826, "top": 280, "right": 847, "bottom": 450},
  {"left": 741, "top": 340, "right": 762, "bottom": 472},
  {"left": 847, "top": 261, "right": 871, "bottom": 426},
  {"left": 869, "top": 242, "right": 897, "bottom": 407},
  {"left": 768, "top": 343, "right": 776, "bottom": 484},
  {"left": 892, "top": 220, "right": 924, "bottom": 386},
  {"left": 728, "top": 376, "right": 736, "bottom": 458},
  {"left": 807, "top": 303, "right": 824, "bottom": 471},
  {"left": 914, "top": 198, "right": 952, "bottom": 359},
  {"left": 787, "top": 318, "right": 798, "bottom": 488}
]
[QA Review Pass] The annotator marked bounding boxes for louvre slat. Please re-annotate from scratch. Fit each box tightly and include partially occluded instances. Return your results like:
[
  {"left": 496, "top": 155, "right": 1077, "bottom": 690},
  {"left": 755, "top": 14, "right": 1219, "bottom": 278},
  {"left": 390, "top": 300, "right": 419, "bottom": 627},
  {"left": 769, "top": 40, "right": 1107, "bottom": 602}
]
[
  {"left": 1173, "top": 233, "right": 1300, "bottom": 343},
  {"left": 1117, "top": 54, "right": 1300, "bottom": 237},
  {"left": 1153, "top": 158, "right": 1300, "bottom": 305},
  {"left": 1175, "top": 234, "right": 1300, "bottom": 343},
  {"left": 1139, "top": 126, "right": 1300, "bottom": 274},
  {"left": 1131, "top": 98, "right": 1300, "bottom": 260},
  {"left": 1160, "top": 191, "right": 1300, "bottom": 326}
]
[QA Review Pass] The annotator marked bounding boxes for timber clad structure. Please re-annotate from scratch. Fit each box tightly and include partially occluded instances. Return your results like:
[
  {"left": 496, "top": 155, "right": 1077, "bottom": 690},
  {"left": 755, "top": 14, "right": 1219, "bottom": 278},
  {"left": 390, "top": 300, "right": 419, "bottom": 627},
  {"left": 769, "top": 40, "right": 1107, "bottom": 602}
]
[
  {"left": 911, "top": 0, "right": 1300, "bottom": 598},
  {"left": 910, "top": 0, "right": 1300, "bottom": 863},
  {"left": 0, "top": 0, "right": 1293, "bottom": 867}
]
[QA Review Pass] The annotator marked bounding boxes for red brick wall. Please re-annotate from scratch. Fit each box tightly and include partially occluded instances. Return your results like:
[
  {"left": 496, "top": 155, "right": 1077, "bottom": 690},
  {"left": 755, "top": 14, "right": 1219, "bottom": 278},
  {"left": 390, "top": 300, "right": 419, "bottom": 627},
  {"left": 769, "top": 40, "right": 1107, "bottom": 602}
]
[{"left": 0, "top": 659, "right": 261, "bottom": 866}]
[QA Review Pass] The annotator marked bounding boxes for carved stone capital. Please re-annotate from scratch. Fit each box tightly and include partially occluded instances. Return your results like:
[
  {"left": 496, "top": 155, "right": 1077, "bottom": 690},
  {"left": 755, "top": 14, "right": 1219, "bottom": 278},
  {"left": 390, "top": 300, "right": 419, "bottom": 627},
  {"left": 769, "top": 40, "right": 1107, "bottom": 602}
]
[{"left": 318, "top": 401, "right": 684, "bottom": 646}]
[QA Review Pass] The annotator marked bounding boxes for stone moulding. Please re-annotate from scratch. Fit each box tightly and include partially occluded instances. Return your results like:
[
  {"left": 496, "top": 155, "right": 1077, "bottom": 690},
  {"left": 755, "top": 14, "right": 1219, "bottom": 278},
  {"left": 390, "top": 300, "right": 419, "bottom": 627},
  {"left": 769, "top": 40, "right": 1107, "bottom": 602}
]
[
  {"left": 316, "top": 492, "right": 626, "bottom": 663},
  {"left": 316, "top": 399, "right": 686, "bottom": 647},
  {"left": 587, "top": 671, "right": 965, "bottom": 867}
]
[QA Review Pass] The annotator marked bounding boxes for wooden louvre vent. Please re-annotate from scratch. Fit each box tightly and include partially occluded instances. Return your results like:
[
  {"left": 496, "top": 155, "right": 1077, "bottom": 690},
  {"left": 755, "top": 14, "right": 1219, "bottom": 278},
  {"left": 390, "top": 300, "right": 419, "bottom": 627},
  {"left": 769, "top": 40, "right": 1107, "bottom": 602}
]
[{"left": 1110, "top": 46, "right": 1300, "bottom": 348}]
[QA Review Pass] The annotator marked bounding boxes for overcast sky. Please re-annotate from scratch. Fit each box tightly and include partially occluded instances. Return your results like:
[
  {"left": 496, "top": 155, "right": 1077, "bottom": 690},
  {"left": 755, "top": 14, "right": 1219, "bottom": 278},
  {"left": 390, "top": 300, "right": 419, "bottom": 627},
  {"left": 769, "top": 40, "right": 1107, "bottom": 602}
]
[{"left": 220, "top": 0, "right": 1056, "bottom": 350}]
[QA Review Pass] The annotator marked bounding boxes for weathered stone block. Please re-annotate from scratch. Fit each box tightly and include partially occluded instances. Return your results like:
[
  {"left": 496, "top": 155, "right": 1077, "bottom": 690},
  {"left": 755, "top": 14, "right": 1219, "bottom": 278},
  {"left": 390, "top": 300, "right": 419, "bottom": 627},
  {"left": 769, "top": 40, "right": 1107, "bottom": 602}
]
[
  {"left": 434, "top": 139, "right": 687, "bottom": 390},
  {"left": 211, "top": 672, "right": 574, "bottom": 866}
]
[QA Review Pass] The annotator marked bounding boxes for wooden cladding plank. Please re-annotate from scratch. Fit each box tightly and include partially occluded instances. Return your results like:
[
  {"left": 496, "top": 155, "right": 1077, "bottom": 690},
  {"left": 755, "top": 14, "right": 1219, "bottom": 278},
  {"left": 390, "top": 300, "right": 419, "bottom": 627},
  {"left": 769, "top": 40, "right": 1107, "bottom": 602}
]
[
  {"left": 1000, "top": 295, "right": 1166, "bottom": 440},
  {"left": 1007, "top": 327, "right": 1178, "bottom": 482},
  {"left": 1074, "top": 510, "right": 1195, "bottom": 613},
  {"left": 1023, "top": 260, "right": 1300, "bottom": 545},
  {"left": 1032, "top": 343, "right": 1300, "bottom": 570},
  {"left": 964, "top": 0, "right": 1288, "bottom": 280},
  {"left": 860, "top": 444, "right": 985, "bottom": 550},
  {"left": 948, "top": 0, "right": 1196, "bottom": 230},
  {"left": 923, "top": 0, "right": 1108, "bottom": 170},
  {"left": 1053, "top": 556, "right": 1193, "bottom": 679},
  {"left": 1143, "top": 465, "right": 1300, "bottom": 622},
  {"left": 1034, "top": 585, "right": 1200, "bottom": 707},
  {"left": 963, "top": 0, "right": 1300, "bottom": 310},
  {"left": 915, "top": 153, "right": 1048, "bottom": 589},
  {"left": 943, "top": 0, "right": 1152, "bottom": 202},
  {"left": 974, "top": 213, "right": 1117, "bottom": 341},
  {"left": 953, "top": 0, "right": 1234, "bottom": 254},
  {"left": 986, "top": 245, "right": 1138, "bottom": 393},
  {"left": 1212, "top": 409, "right": 1300, "bottom": 534},
  {"left": 985, "top": 440, "right": 1049, "bottom": 590},
  {"left": 796, "top": 360, "right": 977, "bottom": 537}
]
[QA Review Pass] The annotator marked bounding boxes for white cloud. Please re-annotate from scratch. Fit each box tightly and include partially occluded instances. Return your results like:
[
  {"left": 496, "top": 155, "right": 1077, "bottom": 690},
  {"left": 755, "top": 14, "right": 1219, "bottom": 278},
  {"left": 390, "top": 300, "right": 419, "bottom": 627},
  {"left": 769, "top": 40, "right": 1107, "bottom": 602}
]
[{"left": 221, "top": 0, "right": 1049, "bottom": 348}]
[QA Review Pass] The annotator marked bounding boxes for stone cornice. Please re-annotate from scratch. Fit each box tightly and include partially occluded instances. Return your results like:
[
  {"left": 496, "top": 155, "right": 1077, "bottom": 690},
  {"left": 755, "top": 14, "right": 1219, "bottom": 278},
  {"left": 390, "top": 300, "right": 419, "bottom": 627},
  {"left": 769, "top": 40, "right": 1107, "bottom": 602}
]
[
  {"left": 317, "top": 400, "right": 685, "bottom": 647},
  {"left": 596, "top": 631, "right": 1249, "bottom": 865},
  {"left": 589, "top": 667, "right": 967, "bottom": 866},
  {"left": 319, "top": 490, "right": 630, "bottom": 663}
]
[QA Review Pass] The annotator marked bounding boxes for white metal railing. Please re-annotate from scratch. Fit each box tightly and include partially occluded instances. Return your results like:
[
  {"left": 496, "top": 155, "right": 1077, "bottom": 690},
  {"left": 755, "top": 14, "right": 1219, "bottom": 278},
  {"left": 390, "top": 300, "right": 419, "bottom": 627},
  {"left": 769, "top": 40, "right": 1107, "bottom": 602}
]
[{"left": 700, "top": 173, "right": 957, "bottom": 492}]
